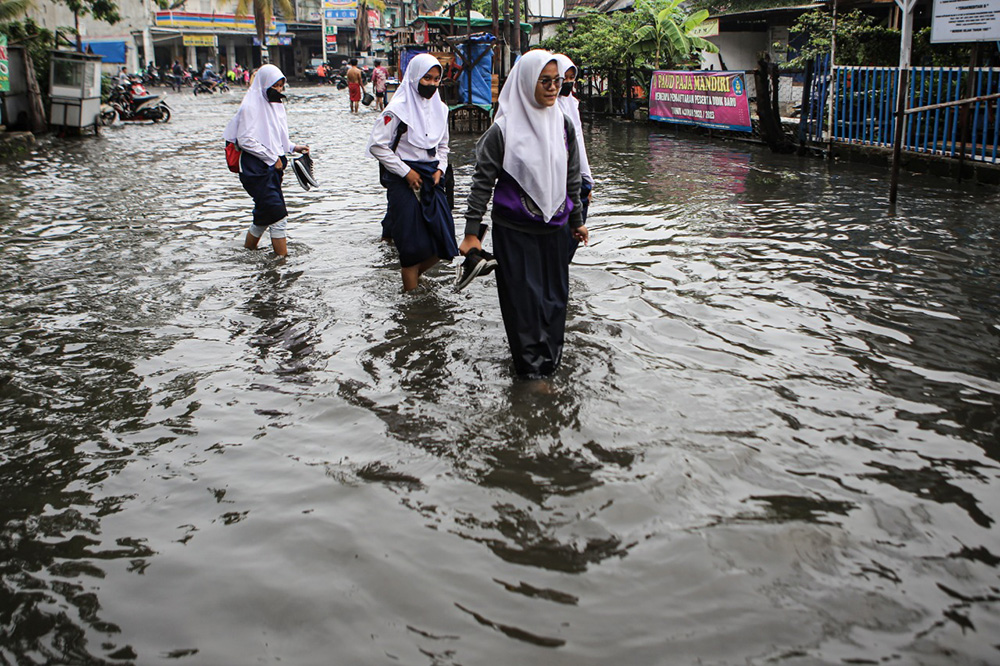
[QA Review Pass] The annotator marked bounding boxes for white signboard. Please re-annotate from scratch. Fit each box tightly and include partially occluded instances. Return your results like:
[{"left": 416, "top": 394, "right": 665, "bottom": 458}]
[
  {"left": 527, "top": 0, "right": 565, "bottom": 18},
  {"left": 932, "top": 0, "right": 1000, "bottom": 42}
]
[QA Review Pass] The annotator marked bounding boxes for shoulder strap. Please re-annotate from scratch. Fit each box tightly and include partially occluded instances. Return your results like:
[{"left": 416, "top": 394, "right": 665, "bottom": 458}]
[{"left": 390, "top": 120, "right": 408, "bottom": 152}]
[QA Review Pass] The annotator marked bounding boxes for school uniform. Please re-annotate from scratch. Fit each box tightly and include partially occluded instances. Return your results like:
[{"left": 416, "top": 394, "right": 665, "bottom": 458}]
[
  {"left": 367, "top": 53, "right": 458, "bottom": 268},
  {"left": 223, "top": 64, "right": 296, "bottom": 239},
  {"left": 465, "top": 50, "right": 584, "bottom": 378}
]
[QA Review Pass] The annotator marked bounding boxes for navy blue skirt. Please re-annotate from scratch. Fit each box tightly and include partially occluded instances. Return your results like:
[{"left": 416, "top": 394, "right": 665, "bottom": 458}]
[
  {"left": 493, "top": 223, "right": 571, "bottom": 378},
  {"left": 239, "top": 153, "right": 288, "bottom": 228},
  {"left": 380, "top": 160, "right": 459, "bottom": 268}
]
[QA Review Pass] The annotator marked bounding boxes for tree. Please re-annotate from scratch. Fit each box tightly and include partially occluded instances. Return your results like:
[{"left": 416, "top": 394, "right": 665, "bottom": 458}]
[
  {"left": 56, "top": 0, "right": 120, "bottom": 51},
  {"left": 354, "top": 0, "right": 385, "bottom": 51},
  {"left": 0, "top": 0, "right": 33, "bottom": 23},
  {"left": 785, "top": 9, "right": 899, "bottom": 68},
  {"left": 234, "top": 0, "right": 294, "bottom": 64},
  {"left": 537, "top": 8, "right": 634, "bottom": 74},
  {"left": 628, "top": 0, "right": 718, "bottom": 69}
]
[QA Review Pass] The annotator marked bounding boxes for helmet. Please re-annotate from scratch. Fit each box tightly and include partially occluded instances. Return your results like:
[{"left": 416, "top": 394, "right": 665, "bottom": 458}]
[{"left": 205, "top": 63, "right": 213, "bottom": 70}]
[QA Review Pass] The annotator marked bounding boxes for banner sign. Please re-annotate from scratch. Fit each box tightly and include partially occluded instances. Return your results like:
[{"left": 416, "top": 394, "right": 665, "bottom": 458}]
[
  {"left": 325, "top": 9, "right": 357, "bottom": 18},
  {"left": 649, "top": 70, "right": 752, "bottom": 133},
  {"left": 253, "top": 35, "right": 293, "bottom": 46},
  {"left": 689, "top": 19, "right": 719, "bottom": 38},
  {"left": 0, "top": 35, "right": 9, "bottom": 93},
  {"left": 931, "top": 0, "right": 1000, "bottom": 42},
  {"left": 156, "top": 11, "right": 261, "bottom": 31},
  {"left": 182, "top": 34, "right": 218, "bottom": 47}
]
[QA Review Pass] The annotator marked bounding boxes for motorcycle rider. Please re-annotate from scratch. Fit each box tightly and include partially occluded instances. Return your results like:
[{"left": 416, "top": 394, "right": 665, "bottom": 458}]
[
  {"left": 201, "top": 62, "right": 221, "bottom": 92},
  {"left": 115, "top": 66, "right": 131, "bottom": 88}
]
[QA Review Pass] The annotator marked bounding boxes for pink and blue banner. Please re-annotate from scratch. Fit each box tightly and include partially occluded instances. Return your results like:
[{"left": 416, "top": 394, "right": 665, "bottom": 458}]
[{"left": 649, "top": 71, "right": 752, "bottom": 133}]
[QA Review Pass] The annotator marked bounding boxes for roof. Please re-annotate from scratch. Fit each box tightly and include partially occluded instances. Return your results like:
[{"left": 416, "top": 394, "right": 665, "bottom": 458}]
[{"left": 412, "top": 14, "right": 530, "bottom": 29}]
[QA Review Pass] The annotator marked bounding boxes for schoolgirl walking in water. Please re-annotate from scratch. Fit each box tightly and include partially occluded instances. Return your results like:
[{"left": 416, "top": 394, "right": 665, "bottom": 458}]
[
  {"left": 223, "top": 64, "right": 309, "bottom": 257},
  {"left": 367, "top": 53, "right": 459, "bottom": 292},
  {"left": 554, "top": 53, "right": 594, "bottom": 260},
  {"left": 461, "top": 49, "right": 588, "bottom": 378}
]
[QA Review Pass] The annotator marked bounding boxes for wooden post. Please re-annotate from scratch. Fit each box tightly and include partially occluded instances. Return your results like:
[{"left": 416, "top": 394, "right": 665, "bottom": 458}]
[
  {"left": 797, "top": 58, "right": 814, "bottom": 152},
  {"left": 888, "top": 67, "right": 909, "bottom": 208},
  {"left": 502, "top": 0, "right": 510, "bottom": 77},
  {"left": 512, "top": 0, "right": 521, "bottom": 55},
  {"left": 466, "top": 0, "right": 473, "bottom": 105},
  {"left": 957, "top": 43, "right": 980, "bottom": 183}
]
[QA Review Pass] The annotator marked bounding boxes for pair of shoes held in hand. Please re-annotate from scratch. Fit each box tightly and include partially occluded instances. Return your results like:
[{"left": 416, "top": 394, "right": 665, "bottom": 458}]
[{"left": 455, "top": 248, "right": 498, "bottom": 291}]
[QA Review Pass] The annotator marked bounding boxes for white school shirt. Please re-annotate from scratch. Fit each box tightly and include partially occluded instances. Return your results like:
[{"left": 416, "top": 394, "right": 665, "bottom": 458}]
[{"left": 368, "top": 112, "right": 450, "bottom": 178}]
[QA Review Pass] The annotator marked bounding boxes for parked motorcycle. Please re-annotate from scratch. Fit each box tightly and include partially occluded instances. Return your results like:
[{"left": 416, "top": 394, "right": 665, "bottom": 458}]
[
  {"left": 193, "top": 79, "right": 230, "bottom": 95},
  {"left": 100, "top": 84, "right": 172, "bottom": 124}
]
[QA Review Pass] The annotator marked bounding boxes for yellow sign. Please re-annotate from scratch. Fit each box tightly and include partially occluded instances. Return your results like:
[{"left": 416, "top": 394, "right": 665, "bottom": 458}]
[
  {"left": 183, "top": 34, "right": 219, "bottom": 47},
  {"left": 689, "top": 19, "right": 719, "bottom": 38}
]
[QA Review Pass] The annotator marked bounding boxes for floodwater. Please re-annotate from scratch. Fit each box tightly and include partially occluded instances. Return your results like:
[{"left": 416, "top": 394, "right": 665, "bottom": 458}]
[{"left": 1, "top": 85, "right": 998, "bottom": 666}]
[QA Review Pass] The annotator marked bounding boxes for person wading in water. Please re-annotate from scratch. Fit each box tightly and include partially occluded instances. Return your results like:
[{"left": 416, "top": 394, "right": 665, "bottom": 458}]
[
  {"left": 223, "top": 64, "right": 310, "bottom": 257},
  {"left": 461, "top": 50, "right": 588, "bottom": 378}
]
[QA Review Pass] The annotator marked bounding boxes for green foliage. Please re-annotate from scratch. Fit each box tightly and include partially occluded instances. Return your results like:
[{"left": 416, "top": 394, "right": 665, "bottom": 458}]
[
  {"left": 540, "top": 0, "right": 717, "bottom": 73},
  {"left": 452, "top": 0, "right": 494, "bottom": 17},
  {"left": 786, "top": 9, "right": 992, "bottom": 68},
  {"left": 59, "top": 0, "right": 121, "bottom": 25},
  {"left": 686, "top": 0, "right": 802, "bottom": 16},
  {"left": 911, "top": 27, "right": 994, "bottom": 66},
  {"left": 627, "top": 0, "right": 718, "bottom": 69},
  {"left": 786, "top": 9, "right": 899, "bottom": 67},
  {"left": 0, "top": 0, "right": 33, "bottom": 23},
  {"left": 0, "top": 17, "right": 54, "bottom": 92},
  {"left": 537, "top": 8, "right": 634, "bottom": 73}
]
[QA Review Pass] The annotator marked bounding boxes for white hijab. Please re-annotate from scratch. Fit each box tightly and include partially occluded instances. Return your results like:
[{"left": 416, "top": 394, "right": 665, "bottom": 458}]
[
  {"left": 495, "top": 50, "right": 567, "bottom": 223},
  {"left": 377, "top": 53, "right": 448, "bottom": 150},
  {"left": 222, "top": 64, "right": 289, "bottom": 155},
  {"left": 554, "top": 53, "right": 583, "bottom": 130}
]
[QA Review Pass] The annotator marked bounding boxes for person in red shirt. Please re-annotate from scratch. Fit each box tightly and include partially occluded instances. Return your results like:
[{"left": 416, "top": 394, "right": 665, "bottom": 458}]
[{"left": 372, "top": 59, "right": 388, "bottom": 110}]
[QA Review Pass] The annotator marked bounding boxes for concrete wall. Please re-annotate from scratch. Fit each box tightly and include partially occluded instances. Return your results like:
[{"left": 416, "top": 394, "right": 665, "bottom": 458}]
[{"left": 706, "top": 31, "right": 768, "bottom": 72}]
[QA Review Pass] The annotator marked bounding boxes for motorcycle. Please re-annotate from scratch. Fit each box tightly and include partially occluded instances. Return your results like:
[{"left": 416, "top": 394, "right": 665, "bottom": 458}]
[
  {"left": 100, "top": 83, "right": 172, "bottom": 124},
  {"left": 193, "top": 79, "right": 230, "bottom": 95}
]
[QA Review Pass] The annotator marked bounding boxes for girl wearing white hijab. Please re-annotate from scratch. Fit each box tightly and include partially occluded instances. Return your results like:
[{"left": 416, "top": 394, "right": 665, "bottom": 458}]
[
  {"left": 367, "top": 53, "right": 459, "bottom": 291},
  {"left": 554, "top": 53, "right": 594, "bottom": 248},
  {"left": 223, "top": 64, "right": 309, "bottom": 257},
  {"left": 462, "top": 49, "right": 589, "bottom": 378}
]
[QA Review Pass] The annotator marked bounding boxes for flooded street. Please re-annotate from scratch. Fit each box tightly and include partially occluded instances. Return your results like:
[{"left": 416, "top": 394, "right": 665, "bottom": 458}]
[{"left": 1, "top": 85, "right": 999, "bottom": 665}]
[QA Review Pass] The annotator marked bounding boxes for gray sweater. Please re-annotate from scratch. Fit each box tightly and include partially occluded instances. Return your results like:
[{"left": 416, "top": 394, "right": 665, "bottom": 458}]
[{"left": 464, "top": 116, "right": 584, "bottom": 237}]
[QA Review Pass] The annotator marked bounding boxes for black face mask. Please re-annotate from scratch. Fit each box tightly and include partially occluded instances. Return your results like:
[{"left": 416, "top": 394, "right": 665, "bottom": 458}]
[
  {"left": 417, "top": 82, "right": 438, "bottom": 99},
  {"left": 266, "top": 87, "right": 285, "bottom": 103},
  {"left": 559, "top": 80, "right": 575, "bottom": 97}
]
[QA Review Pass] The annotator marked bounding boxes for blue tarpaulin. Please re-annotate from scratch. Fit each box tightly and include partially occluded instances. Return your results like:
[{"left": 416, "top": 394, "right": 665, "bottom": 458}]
[
  {"left": 455, "top": 34, "right": 494, "bottom": 108},
  {"left": 83, "top": 41, "right": 126, "bottom": 63},
  {"left": 400, "top": 48, "right": 427, "bottom": 76}
]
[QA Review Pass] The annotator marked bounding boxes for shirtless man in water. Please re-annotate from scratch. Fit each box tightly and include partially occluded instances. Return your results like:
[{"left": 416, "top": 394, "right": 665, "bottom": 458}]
[{"left": 346, "top": 59, "right": 363, "bottom": 113}]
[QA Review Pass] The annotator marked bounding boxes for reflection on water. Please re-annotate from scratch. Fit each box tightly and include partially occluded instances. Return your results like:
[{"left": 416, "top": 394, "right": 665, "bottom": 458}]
[{"left": 1, "top": 89, "right": 999, "bottom": 664}]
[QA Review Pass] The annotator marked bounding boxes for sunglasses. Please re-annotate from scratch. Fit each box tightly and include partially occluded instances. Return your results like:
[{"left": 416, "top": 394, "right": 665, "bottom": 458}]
[{"left": 537, "top": 76, "right": 566, "bottom": 90}]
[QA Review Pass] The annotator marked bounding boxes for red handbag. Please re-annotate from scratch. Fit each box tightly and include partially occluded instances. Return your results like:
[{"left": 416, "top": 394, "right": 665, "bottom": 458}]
[{"left": 225, "top": 141, "right": 242, "bottom": 173}]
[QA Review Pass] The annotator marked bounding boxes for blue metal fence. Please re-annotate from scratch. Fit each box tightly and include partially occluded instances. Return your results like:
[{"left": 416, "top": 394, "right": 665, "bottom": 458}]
[{"left": 804, "top": 58, "right": 1000, "bottom": 164}]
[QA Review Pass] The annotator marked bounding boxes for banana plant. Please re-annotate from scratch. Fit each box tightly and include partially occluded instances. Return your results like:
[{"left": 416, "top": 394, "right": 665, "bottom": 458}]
[{"left": 629, "top": 0, "right": 718, "bottom": 69}]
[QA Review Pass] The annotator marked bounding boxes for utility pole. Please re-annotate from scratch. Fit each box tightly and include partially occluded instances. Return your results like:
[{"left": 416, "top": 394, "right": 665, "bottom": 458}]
[{"left": 888, "top": 0, "right": 917, "bottom": 208}]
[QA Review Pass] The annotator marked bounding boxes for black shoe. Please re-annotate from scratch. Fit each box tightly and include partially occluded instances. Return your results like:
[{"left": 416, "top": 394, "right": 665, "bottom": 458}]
[
  {"left": 477, "top": 248, "right": 498, "bottom": 276},
  {"left": 455, "top": 250, "right": 487, "bottom": 291}
]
